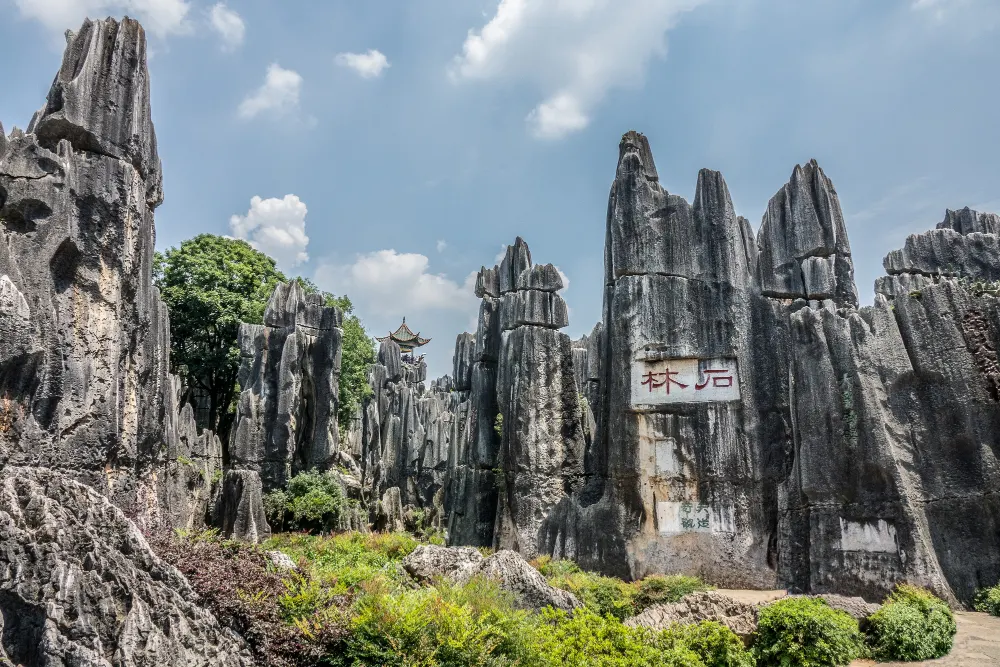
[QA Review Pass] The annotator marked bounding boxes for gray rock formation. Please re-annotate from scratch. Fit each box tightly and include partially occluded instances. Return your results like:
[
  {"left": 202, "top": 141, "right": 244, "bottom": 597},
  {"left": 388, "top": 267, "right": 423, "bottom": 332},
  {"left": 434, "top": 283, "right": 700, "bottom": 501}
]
[
  {"left": 459, "top": 131, "right": 999, "bottom": 607},
  {"left": 0, "top": 17, "right": 219, "bottom": 530},
  {"left": 0, "top": 466, "right": 253, "bottom": 666},
  {"left": 626, "top": 591, "right": 759, "bottom": 643},
  {"left": 402, "top": 544, "right": 485, "bottom": 584},
  {"left": 402, "top": 545, "right": 580, "bottom": 611},
  {"left": 213, "top": 470, "right": 270, "bottom": 543},
  {"left": 230, "top": 280, "right": 344, "bottom": 490}
]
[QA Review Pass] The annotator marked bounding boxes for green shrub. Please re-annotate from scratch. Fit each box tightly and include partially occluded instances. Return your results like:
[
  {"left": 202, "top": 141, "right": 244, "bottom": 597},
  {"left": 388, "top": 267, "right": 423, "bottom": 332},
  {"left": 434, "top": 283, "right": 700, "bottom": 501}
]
[
  {"left": 531, "top": 607, "right": 703, "bottom": 667},
  {"left": 754, "top": 597, "right": 865, "bottom": 667},
  {"left": 633, "top": 575, "right": 711, "bottom": 612},
  {"left": 655, "top": 621, "right": 753, "bottom": 667},
  {"left": 346, "top": 577, "right": 537, "bottom": 666},
  {"left": 866, "top": 584, "right": 956, "bottom": 661},
  {"left": 263, "top": 470, "right": 347, "bottom": 534},
  {"left": 532, "top": 555, "right": 582, "bottom": 578},
  {"left": 546, "top": 569, "right": 636, "bottom": 620},
  {"left": 974, "top": 584, "right": 1000, "bottom": 617}
]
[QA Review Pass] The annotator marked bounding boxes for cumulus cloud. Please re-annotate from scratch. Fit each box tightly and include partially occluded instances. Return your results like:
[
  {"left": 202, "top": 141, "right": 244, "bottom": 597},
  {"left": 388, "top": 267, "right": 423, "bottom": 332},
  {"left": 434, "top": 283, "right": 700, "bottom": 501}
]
[
  {"left": 335, "top": 49, "right": 391, "bottom": 78},
  {"left": 14, "top": 0, "right": 191, "bottom": 37},
  {"left": 229, "top": 195, "right": 310, "bottom": 270},
  {"left": 316, "top": 250, "right": 477, "bottom": 313},
  {"left": 209, "top": 3, "right": 244, "bottom": 50},
  {"left": 238, "top": 64, "right": 302, "bottom": 119},
  {"left": 450, "top": 0, "right": 706, "bottom": 139}
]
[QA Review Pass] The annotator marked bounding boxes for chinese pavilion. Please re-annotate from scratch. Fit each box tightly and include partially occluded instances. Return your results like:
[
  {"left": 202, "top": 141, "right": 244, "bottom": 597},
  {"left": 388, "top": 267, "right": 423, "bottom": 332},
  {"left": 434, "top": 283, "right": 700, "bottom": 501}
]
[{"left": 376, "top": 318, "right": 431, "bottom": 354}]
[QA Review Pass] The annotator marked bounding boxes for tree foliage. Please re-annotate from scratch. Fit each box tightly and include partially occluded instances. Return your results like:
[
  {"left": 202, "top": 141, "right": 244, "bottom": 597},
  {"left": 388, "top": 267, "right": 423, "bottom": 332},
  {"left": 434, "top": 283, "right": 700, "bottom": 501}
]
[
  {"left": 154, "top": 235, "right": 287, "bottom": 443},
  {"left": 154, "top": 236, "right": 375, "bottom": 449}
]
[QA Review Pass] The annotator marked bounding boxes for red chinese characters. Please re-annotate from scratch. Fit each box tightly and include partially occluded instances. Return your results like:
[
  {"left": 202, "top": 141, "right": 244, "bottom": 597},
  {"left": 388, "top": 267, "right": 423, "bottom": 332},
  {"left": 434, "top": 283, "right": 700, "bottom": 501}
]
[
  {"left": 695, "top": 369, "right": 733, "bottom": 390},
  {"left": 641, "top": 369, "right": 689, "bottom": 394}
]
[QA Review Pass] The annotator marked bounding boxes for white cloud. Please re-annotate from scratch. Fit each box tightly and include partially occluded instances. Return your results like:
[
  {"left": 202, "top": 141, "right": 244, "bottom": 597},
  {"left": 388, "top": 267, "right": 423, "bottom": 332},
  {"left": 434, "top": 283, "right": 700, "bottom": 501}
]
[
  {"left": 450, "top": 0, "right": 706, "bottom": 139},
  {"left": 316, "top": 250, "right": 477, "bottom": 313},
  {"left": 238, "top": 64, "right": 302, "bottom": 119},
  {"left": 229, "top": 195, "right": 310, "bottom": 270},
  {"left": 436, "top": 240, "right": 448, "bottom": 252},
  {"left": 209, "top": 3, "right": 244, "bottom": 50},
  {"left": 14, "top": 0, "right": 191, "bottom": 37},
  {"left": 335, "top": 49, "right": 391, "bottom": 78}
]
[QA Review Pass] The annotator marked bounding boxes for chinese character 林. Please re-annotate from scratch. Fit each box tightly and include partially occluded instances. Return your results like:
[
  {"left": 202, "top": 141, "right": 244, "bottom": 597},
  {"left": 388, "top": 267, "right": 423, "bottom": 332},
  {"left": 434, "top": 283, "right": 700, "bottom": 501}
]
[{"left": 641, "top": 369, "right": 689, "bottom": 394}]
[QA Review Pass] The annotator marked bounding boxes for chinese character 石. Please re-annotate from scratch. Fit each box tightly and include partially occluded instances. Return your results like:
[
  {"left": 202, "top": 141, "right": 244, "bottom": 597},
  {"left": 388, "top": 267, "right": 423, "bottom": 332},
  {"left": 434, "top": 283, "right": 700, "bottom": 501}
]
[
  {"left": 681, "top": 518, "right": 695, "bottom": 529},
  {"left": 696, "top": 369, "right": 733, "bottom": 390}
]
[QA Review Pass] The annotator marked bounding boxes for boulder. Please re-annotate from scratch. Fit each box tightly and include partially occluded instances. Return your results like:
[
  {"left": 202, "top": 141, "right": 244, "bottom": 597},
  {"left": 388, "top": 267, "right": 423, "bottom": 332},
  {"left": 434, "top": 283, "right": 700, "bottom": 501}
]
[
  {"left": 516, "top": 263, "right": 564, "bottom": 292},
  {"left": 477, "top": 551, "right": 582, "bottom": 612},
  {"left": 0, "top": 466, "right": 253, "bottom": 666},
  {"left": 402, "top": 544, "right": 485, "bottom": 584},
  {"left": 626, "top": 591, "right": 759, "bottom": 644}
]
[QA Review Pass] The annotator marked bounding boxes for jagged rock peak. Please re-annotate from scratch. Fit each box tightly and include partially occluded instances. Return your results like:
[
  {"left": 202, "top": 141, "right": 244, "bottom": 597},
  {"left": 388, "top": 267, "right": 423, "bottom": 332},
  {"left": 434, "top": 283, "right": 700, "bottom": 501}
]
[
  {"left": 263, "top": 280, "right": 343, "bottom": 330},
  {"left": 937, "top": 207, "right": 1000, "bottom": 235},
  {"left": 0, "top": 121, "right": 6, "bottom": 160},
  {"left": 499, "top": 237, "right": 532, "bottom": 293},
  {"left": 618, "top": 130, "right": 659, "bottom": 182},
  {"left": 453, "top": 332, "right": 476, "bottom": 391},
  {"left": 476, "top": 265, "right": 500, "bottom": 298},
  {"left": 27, "top": 17, "right": 162, "bottom": 205},
  {"left": 516, "top": 263, "right": 563, "bottom": 292},
  {"left": 756, "top": 159, "right": 858, "bottom": 306}
]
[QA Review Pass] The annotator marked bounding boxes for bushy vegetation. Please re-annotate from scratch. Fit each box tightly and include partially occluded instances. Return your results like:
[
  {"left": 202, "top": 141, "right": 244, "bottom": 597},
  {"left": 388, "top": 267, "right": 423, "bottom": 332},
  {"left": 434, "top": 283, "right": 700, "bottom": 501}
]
[
  {"left": 753, "top": 597, "right": 865, "bottom": 667},
  {"left": 153, "top": 529, "right": 967, "bottom": 667},
  {"left": 533, "top": 556, "right": 711, "bottom": 620},
  {"left": 153, "top": 530, "right": 751, "bottom": 667},
  {"left": 263, "top": 469, "right": 350, "bottom": 533},
  {"left": 974, "top": 582, "right": 1000, "bottom": 617},
  {"left": 865, "top": 584, "right": 956, "bottom": 661}
]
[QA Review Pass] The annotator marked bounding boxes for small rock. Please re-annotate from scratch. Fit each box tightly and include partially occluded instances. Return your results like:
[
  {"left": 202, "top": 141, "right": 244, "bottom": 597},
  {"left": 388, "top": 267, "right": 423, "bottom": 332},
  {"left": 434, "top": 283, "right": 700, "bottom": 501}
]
[
  {"left": 403, "top": 544, "right": 484, "bottom": 585},
  {"left": 266, "top": 550, "right": 298, "bottom": 572}
]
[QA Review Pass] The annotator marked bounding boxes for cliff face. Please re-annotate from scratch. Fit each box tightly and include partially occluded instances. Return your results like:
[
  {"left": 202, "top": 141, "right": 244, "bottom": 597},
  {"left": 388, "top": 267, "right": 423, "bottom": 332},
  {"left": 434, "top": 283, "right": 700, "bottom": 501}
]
[
  {"left": 0, "top": 18, "right": 219, "bottom": 531},
  {"left": 520, "top": 132, "right": 999, "bottom": 603}
]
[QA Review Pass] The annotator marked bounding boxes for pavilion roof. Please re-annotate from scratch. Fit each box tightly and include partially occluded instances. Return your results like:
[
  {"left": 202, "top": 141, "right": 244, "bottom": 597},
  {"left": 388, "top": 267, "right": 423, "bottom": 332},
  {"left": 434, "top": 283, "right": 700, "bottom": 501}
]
[{"left": 376, "top": 318, "right": 431, "bottom": 347}]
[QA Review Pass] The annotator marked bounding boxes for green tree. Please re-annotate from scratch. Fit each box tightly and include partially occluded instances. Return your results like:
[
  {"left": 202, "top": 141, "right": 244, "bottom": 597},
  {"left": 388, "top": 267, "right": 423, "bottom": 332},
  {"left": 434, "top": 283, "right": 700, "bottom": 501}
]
[{"left": 154, "top": 235, "right": 288, "bottom": 444}]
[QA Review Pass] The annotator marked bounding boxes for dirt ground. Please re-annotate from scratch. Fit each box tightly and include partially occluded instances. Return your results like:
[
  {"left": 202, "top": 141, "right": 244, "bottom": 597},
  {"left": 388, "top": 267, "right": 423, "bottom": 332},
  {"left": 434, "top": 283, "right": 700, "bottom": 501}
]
[{"left": 715, "top": 590, "right": 1000, "bottom": 666}]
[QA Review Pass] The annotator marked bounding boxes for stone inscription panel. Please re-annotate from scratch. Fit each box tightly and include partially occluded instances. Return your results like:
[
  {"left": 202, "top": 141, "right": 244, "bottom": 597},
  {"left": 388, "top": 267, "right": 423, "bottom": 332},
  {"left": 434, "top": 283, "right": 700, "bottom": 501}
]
[
  {"left": 838, "top": 518, "right": 898, "bottom": 553},
  {"left": 656, "top": 501, "right": 735, "bottom": 535},
  {"left": 631, "top": 357, "right": 740, "bottom": 406}
]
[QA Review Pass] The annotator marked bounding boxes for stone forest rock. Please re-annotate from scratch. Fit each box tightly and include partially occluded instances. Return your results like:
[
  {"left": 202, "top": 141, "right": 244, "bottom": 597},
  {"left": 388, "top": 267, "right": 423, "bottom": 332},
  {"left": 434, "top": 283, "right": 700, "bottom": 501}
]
[
  {"left": 0, "top": 466, "right": 253, "bottom": 666},
  {"left": 426, "top": 131, "right": 999, "bottom": 608},
  {"left": 0, "top": 17, "right": 219, "bottom": 531},
  {"left": 230, "top": 280, "right": 344, "bottom": 490},
  {"left": 402, "top": 544, "right": 485, "bottom": 585}
]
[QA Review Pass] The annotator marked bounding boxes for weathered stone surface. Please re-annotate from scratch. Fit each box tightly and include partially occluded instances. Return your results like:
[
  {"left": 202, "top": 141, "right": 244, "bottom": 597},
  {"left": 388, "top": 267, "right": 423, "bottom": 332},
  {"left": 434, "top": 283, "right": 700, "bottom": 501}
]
[
  {"left": 266, "top": 550, "right": 298, "bottom": 572},
  {"left": 516, "top": 263, "right": 563, "bottom": 292},
  {"left": 626, "top": 592, "right": 759, "bottom": 642},
  {"left": 214, "top": 470, "right": 270, "bottom": 544},
  {"left": 884, "top": 227, "right": 1000, "bottom": 281},
  {"left": 475, "top": 265, "right": 500, "bottom": 298},
  {"left": 939, "top": 207, "right": 1000, "bottom": 235},
  {"left": 499, "top": 238, "right": 532, "bottom": 294},
  {"left": 453, "top": 332, "right": 476, "bottom": 391},
  {"left": 474, "top": 296, "right": 502, "bottom": 362},
  {"left": 477, "top": 551, "right": 582, "bottom": 611},
  {"left": 756, "top": 160, "right": 857, "bottom": 306},
  {"left": 0, "top": 466, "right": 253, "bottom": 666},
  {"left": 812, "top": 595, "right": 880, "bottom": 621},
  {"left": 402, "top": 544, "right": 485, "bottom": 585},
  {"left": 0, "top": 17, "right": 218, "bottom": 531},
  {"left": 500, "top": 289, "right": 569, "bottom": 330},
  {"left": 229, "top": 280, "right": 344, "bottom": 490}
]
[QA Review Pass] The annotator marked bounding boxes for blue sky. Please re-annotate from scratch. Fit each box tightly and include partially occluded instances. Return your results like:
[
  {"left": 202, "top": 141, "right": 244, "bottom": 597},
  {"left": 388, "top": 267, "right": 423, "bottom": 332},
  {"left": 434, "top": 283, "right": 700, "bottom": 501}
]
[{"left": 2, "top": 0, "right": 999, "bottom": 379}]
